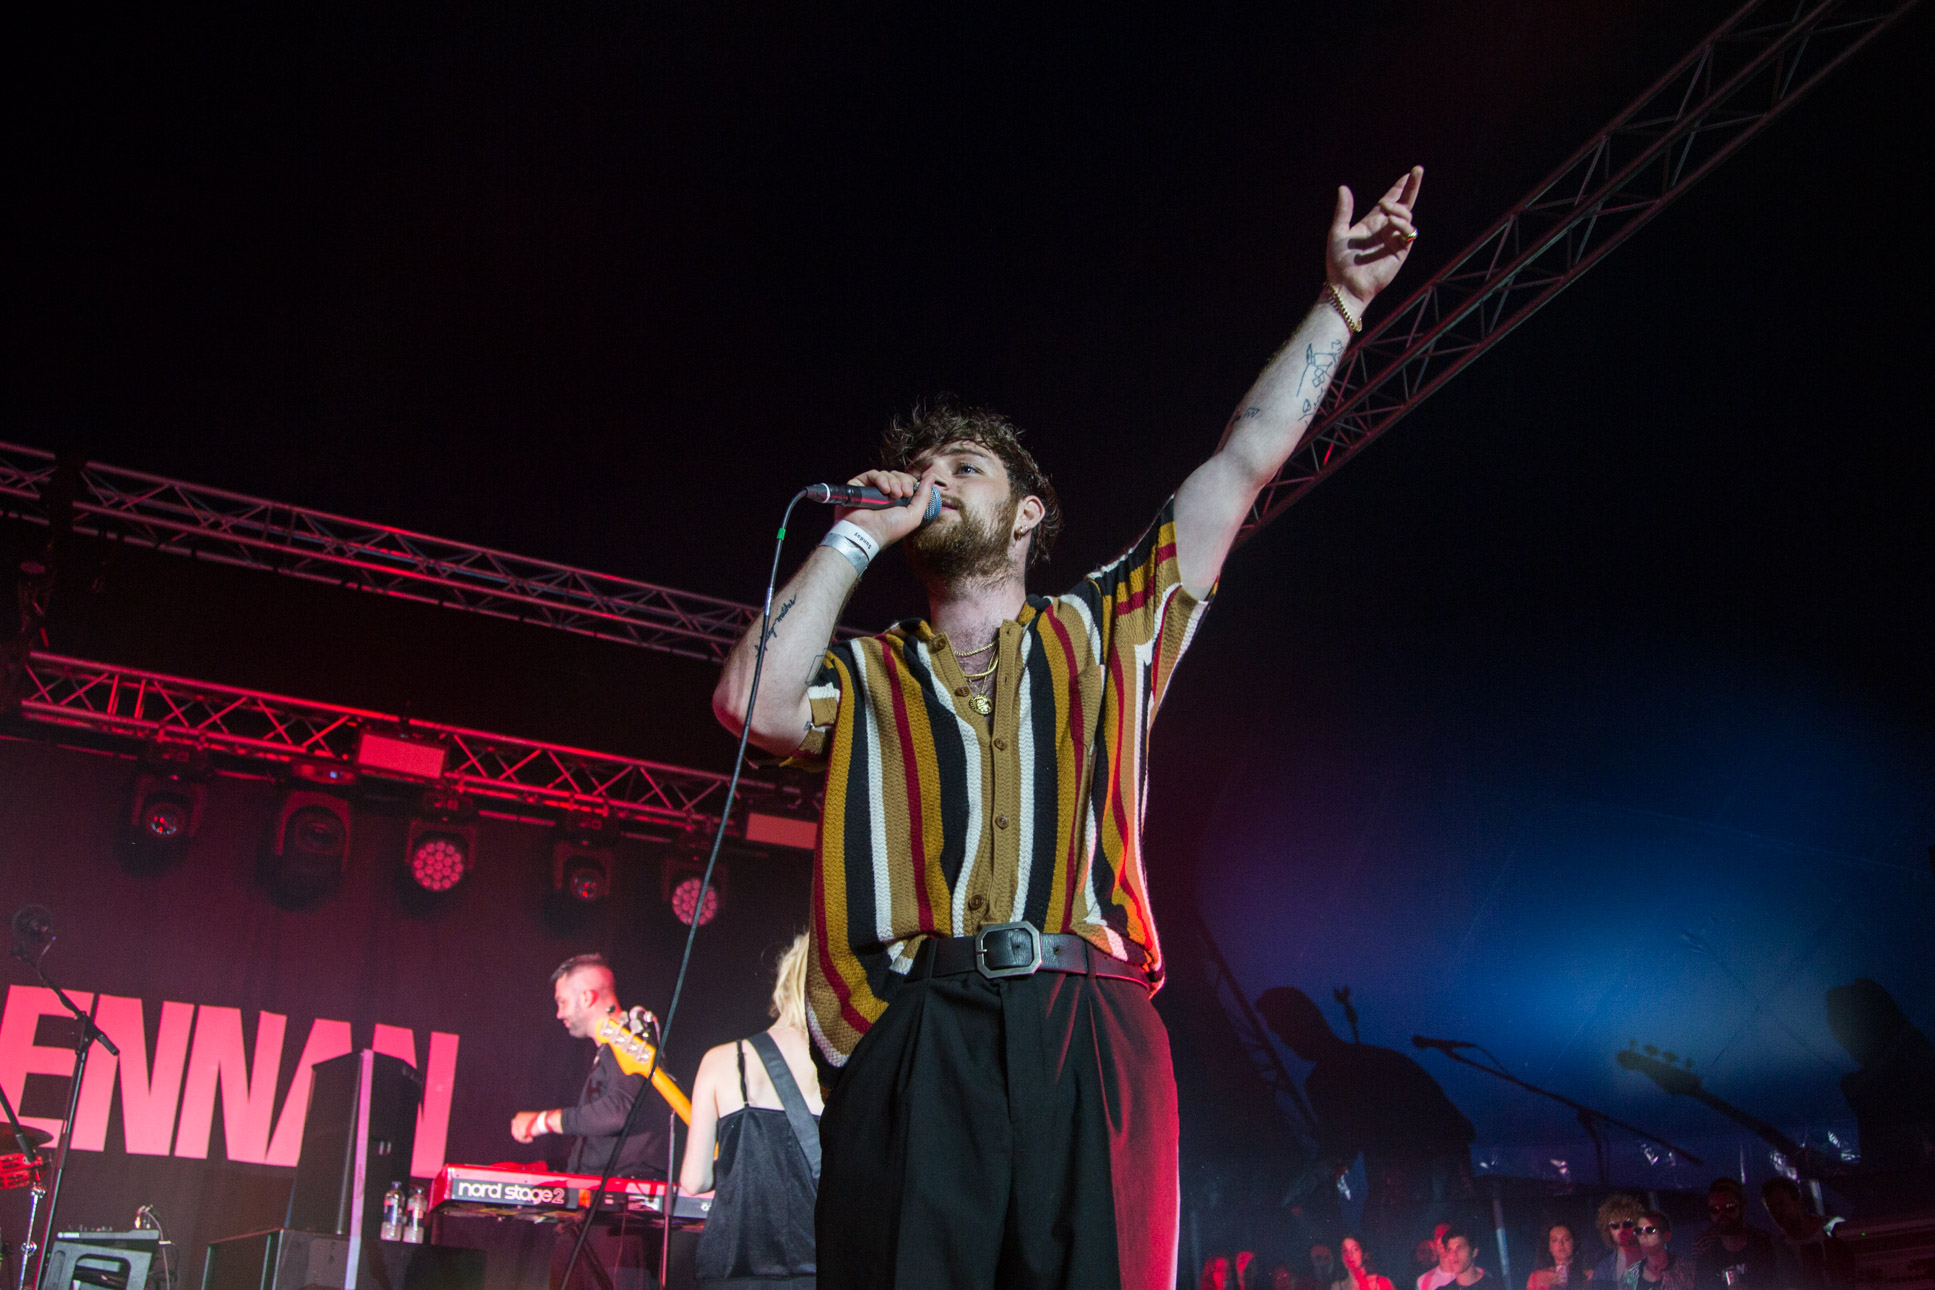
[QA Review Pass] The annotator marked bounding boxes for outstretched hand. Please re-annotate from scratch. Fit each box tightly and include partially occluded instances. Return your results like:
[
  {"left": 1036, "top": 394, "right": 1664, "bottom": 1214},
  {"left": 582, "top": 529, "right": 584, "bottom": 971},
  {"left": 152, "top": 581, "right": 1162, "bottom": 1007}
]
[{"left": 1327, "top": 165, "right": 1424, "bottom": 315}]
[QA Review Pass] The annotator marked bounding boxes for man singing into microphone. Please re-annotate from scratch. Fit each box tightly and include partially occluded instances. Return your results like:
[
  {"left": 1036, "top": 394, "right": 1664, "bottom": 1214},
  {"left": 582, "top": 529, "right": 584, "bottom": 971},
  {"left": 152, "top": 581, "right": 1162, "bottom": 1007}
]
[{"left": 715, "top": 167, "right": 1424, "bottom": 1290}]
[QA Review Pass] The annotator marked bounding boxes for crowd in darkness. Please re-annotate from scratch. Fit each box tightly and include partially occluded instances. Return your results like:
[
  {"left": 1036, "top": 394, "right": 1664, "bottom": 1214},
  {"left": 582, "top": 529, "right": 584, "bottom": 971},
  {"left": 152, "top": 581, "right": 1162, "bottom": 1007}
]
[{"left": 1197, "top": 1177, "right": 1860, "bottom": 1290}]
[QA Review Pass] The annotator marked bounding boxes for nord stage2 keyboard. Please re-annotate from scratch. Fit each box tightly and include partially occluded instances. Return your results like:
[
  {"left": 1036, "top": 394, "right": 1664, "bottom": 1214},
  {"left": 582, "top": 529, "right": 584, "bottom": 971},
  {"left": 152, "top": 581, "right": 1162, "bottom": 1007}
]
[{"left": 430, "top": 1163, "right": 711, "bottom": 1226}]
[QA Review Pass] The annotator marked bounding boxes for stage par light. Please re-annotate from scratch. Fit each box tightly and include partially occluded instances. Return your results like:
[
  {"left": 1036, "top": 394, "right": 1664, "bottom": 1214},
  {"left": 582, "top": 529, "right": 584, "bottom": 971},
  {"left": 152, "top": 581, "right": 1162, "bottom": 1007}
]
[
  {"left": 404, "top": 791, "right": 477, "bottom": 895},
  {"left": 407, "top": 828, "right": 470, "bottom": 892},
  {"left": 661, "top": 836, "right": 726, "bottom": 926},
  {"left": 669, "top": 875, "right": 719, "bottom": 926}
]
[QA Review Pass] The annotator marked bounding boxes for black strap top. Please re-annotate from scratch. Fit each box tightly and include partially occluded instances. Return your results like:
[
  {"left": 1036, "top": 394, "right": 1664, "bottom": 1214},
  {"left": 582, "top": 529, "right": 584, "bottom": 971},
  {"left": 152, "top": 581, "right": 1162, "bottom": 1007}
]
[{"left": 692, "top": 1039, "right": 819, "bottom": 1286}]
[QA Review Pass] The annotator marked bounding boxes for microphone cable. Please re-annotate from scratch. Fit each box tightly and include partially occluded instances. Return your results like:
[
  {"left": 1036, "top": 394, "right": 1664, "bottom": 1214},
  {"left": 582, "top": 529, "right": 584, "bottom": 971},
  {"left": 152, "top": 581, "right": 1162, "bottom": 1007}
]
[{"left": 560, "top": 489, "right": 810, "bottom": 1288}]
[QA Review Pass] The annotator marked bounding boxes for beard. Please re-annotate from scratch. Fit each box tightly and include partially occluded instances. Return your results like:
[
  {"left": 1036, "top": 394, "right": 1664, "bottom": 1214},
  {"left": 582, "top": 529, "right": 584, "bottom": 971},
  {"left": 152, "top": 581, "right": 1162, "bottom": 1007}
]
[{"left": 905, "top": 491, "right": 1019, "bottom": 585}]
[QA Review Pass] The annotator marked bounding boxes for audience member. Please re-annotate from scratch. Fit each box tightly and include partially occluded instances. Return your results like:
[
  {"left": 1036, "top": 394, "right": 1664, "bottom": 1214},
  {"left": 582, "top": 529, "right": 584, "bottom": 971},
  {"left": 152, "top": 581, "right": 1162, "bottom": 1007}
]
[
  {"left": 1442, "top": 1228, "right": 1490, "bottom": 1290},
  {"left": 1528, "top": 1222, "right": 1590, "bottom": 1290},
  {"left": 1592, "top": 1194, "right": 1646, "bottom": 1285},
  {"left": 1308, "top": 1244, "right": 1337, "bottom": 1290},
  {"left": 1418, "top": 1223, "right": 1456, "bottom": 1290},
  {"left": 1273, "top": 1263, "right": 1297, "bottom": 1290},
  {"left": 1760, "top": 1179, "right": 1855, "bottom": 1290},
  {"left": 1414, "top": 1237, "right": 1444, "bottom": 1288},
  {"left": 1338, "top": 1234, "right": 1396, "bottom": 1290},
  {"left": 1621, "top": 1210, "right": 1692, "bottom": 1290},
  {"left": 1691, "top": 1178, "right": 1776, "bottom": 1290},
  {"left": 1238, "top": 1251, "right": 1260, "bottom": 1290},
  {"left": 1203, "top": 1255, "right": 1234, "bottom": 1290}
]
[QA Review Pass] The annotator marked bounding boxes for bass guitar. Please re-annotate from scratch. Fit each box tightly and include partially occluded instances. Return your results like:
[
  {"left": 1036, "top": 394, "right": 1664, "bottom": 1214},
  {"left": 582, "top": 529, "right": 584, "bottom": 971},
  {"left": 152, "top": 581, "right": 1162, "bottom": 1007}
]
[{"left": 596, "top": 1010, "right": 693, "bottom": 1125}]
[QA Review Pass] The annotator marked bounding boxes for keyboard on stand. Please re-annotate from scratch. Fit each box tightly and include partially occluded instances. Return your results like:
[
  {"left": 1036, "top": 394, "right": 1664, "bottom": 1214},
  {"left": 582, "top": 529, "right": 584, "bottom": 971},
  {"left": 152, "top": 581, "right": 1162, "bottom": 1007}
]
[{"left": 430, "top": 1163, "right": 710, "bottom": 1226}]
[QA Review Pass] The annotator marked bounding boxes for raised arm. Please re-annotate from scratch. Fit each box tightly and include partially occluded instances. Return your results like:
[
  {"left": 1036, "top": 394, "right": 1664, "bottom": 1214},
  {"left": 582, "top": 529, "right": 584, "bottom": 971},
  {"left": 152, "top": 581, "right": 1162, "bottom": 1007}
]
[
  {"left": 1173, "top": 166, "right": 1423, "bottom": 595},
  {"left": 713, "top": 469, "right": 937, "bottom": 757}
]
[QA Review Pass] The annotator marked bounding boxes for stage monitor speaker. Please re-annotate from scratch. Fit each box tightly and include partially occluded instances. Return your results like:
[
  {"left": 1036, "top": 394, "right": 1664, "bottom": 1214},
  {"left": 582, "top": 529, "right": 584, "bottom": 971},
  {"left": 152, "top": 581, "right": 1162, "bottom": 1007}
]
[
  {"left": 285, "top": 1050, "right": 422, "bottom": 1250},
  {"left": 201, "top": 1230, "right": 346, "bottom": 1290},
  {"left": 44, "top": 1231, "right": 160, "bottom": 1290},
  {"left": 200, "top": 1231, "right": 482, "bottom": 1290}
]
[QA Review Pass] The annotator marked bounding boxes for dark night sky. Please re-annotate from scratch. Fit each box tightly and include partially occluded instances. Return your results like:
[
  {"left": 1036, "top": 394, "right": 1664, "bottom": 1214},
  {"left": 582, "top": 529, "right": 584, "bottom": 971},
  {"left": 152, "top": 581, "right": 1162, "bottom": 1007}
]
[{"left": 7, "top": 0, "right": 1932, "bottom": 1179}]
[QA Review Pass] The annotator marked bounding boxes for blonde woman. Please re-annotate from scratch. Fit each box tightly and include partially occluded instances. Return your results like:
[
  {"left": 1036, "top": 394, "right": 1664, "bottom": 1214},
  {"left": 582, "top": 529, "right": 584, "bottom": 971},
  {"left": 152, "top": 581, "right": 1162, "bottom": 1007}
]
[{"left": 680, "top": 933, "right": 824, "bottom": 1289}]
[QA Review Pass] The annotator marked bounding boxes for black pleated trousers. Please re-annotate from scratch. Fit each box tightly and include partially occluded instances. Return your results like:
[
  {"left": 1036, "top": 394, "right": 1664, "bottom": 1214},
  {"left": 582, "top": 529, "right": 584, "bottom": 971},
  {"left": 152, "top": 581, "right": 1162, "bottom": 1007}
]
[{"left": 816, "top": 969, "right": 1179, "bottom": 1290}]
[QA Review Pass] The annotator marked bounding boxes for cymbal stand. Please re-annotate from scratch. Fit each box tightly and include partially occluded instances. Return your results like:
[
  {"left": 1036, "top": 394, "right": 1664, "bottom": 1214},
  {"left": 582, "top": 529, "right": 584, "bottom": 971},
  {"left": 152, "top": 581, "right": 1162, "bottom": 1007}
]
[{"left": 0, "top": 1082, "right": 45, "bottom": 1290}]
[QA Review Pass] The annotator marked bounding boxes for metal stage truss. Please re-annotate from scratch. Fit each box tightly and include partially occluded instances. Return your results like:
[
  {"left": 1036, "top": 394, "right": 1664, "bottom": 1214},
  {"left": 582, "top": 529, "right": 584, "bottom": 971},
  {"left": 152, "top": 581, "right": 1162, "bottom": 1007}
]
[
  {"left": 1239, "top": 0, "right": 1920, "bottom": 540},
  {"left": 0, "top": 442, "right": 767, "bottom": 662},
  {"left": 10, "top": 651, "right": 811, "bottom": 833}
]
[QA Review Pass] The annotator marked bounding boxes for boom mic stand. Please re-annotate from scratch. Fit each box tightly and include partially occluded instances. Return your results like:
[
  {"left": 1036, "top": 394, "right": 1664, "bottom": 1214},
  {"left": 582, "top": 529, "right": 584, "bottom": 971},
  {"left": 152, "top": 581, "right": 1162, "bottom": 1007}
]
[
  {"left": 1420, "top": 1043, "right": 1700, "bottom": 1183},
  {"left": 10, "top": 917, "right": 119, "bottom": 1290}
]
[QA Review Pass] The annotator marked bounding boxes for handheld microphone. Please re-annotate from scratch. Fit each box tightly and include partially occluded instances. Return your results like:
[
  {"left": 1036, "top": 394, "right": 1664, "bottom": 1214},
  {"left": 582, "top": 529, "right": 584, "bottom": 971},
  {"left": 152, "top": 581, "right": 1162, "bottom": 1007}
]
[
  {"left": 805, "top": 483, "right": 943, "bottom": 521},
  {"left": 1411, "top": 1035, "right": 1479, "bottom": 1052}
]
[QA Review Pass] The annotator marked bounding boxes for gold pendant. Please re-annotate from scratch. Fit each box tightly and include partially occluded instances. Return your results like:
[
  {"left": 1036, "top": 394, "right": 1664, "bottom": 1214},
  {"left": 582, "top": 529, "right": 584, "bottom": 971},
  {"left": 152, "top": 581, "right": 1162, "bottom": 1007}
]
[{"left": 970, "top": 695, "right": 993, "bottom": 716}]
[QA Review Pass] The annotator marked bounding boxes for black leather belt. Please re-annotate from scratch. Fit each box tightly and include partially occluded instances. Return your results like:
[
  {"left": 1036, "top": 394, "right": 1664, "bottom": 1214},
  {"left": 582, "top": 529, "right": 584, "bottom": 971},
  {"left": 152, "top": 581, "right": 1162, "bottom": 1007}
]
[{"left": 910, "top": 921, "right": 1149, "bottom": 987}]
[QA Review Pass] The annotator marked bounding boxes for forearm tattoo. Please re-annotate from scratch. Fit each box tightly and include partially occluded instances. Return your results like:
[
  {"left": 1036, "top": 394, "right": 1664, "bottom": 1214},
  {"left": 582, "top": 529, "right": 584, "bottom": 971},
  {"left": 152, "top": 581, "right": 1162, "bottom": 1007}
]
[{"left": 1294, "top": 339, "right": 1344, "bottom": 417}]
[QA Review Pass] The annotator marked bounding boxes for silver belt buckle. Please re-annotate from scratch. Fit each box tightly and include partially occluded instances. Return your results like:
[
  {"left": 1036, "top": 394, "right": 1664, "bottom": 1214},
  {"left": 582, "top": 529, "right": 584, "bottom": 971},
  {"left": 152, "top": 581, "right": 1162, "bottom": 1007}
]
[{"left": 974, "top": 921, "right": 1043, "bottom": 980}]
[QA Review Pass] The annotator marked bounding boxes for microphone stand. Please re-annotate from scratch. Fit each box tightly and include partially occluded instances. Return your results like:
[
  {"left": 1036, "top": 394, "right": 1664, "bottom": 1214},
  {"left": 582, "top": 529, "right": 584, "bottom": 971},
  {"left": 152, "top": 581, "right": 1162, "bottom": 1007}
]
[
  {"left": 1422, "top": 1046, "right": 1701, "bottom": 1184},
  {"left": 10, "top": 939, "right": 119, "bottom": 1290}
]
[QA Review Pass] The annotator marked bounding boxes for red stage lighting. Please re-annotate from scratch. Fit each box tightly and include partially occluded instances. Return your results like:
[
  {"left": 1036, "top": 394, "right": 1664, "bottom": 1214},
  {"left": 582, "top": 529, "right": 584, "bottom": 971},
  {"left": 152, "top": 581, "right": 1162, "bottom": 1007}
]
[
  {"left": 404, "top": 791, "right": 476, "bottom": 895},
  {"left": 669, "top": 875, "right": 719, "bottom": 926},
  {"left": 408, "top": 830, "right": 469, "bottom": 891},
  {"left": 661, "top": 837, "right": 726, "bottom": 925}
]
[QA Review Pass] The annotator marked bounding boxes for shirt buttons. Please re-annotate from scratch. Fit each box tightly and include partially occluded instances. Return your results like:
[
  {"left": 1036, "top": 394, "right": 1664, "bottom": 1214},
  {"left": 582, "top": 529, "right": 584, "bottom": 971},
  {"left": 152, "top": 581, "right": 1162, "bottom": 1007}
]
[
  {"left": 967, "top": 894, "right": 985, "bottom": 913},
  {"left": 993, "top": 737, "right": 1007, "bottom": 751},
  {"left": 933, "top": 634, "right": 949, "bottom": 651},
  {"left": 954, "top": 685, "right": 969, "bottom": 698},
  {"left": 995, "top": 815, "right": 1009, "bottom": 829}
]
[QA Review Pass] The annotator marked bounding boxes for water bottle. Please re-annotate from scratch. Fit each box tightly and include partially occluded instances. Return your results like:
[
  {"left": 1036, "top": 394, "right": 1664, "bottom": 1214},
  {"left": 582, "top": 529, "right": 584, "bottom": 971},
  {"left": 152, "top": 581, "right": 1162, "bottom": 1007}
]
[
  {"left": 379, "top": 1183, "right": 404, "bottom": 1241},
  {"left": 403, "top": 1183, "right": 427, "bottom": 1244}
]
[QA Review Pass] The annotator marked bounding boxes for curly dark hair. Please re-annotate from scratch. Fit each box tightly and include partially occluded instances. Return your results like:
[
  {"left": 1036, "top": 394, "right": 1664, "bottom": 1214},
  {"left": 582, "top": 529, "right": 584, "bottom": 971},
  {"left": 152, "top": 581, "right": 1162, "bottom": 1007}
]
[{"left": 880, "top": 398, "right": 1063, "bottom": 568}]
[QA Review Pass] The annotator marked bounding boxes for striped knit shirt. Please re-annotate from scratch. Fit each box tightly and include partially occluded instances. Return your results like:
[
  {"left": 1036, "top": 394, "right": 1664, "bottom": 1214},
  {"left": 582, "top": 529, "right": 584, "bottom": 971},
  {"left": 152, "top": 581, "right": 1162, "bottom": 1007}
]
[{"left": 790, "top": 498, "right": 1212, "bottom": 1070}]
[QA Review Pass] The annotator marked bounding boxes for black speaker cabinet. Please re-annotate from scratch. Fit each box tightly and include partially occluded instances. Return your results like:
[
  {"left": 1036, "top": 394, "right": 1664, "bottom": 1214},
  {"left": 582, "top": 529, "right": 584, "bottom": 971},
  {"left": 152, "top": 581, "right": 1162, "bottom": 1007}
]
[
  {"left": 286, "top": 1050, "right": 422, "bottom": 1246},
  {"left": 201, "top": 1230, "right": 347, "bottom": 1290},
  {"left": 201, "top": 1230, "right": 482, "bottom": 1290}
]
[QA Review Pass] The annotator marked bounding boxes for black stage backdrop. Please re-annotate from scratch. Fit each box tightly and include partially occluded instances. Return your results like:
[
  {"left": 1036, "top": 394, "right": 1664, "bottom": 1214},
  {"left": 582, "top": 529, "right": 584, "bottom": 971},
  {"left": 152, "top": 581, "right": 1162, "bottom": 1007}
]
[{"left": 0, "top": 735, "right": 812, "bottom": 1289}]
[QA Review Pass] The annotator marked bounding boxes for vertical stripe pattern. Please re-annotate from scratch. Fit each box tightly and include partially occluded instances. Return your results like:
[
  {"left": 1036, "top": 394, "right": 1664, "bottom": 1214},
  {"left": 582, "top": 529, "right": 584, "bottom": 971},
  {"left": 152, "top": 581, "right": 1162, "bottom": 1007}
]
[{"left": 790, "top": 499, "right": 1211, "bottom": 1070}]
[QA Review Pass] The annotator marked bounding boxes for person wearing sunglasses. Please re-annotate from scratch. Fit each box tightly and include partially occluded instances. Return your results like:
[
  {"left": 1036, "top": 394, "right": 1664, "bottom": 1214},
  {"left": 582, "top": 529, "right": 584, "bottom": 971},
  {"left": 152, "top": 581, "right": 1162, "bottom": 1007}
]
[
  {"left": 1620, "top": 1211, "right": 1691, "bottom": 1290},
  {"left": 1692, "top": 1178, "right": 1775, "bottom": 1290},
  {"left": 1591, "top": 1195, "right": 1647, "bottom": 1285}
]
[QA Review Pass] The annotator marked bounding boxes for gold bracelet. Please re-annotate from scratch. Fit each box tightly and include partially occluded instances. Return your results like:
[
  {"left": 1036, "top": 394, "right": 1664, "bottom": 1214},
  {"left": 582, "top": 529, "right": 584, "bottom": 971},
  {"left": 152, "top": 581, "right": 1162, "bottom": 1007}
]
[{"left": 1322, "top": 281, "right": 1363, "bottom": 334}]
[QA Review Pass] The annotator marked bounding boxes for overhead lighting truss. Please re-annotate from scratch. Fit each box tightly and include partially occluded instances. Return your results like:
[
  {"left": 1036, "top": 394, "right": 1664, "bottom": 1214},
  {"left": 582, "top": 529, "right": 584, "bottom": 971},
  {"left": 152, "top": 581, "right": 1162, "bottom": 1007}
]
[
  {"left": 0, "top": 444, "right": 765, "bottom": 661},
  {"left": 11, "top": 651, "right": 811, "bottom": 832},
  {"left": 1239, "top": 0, "right": 1920, "bottom": 541}
]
